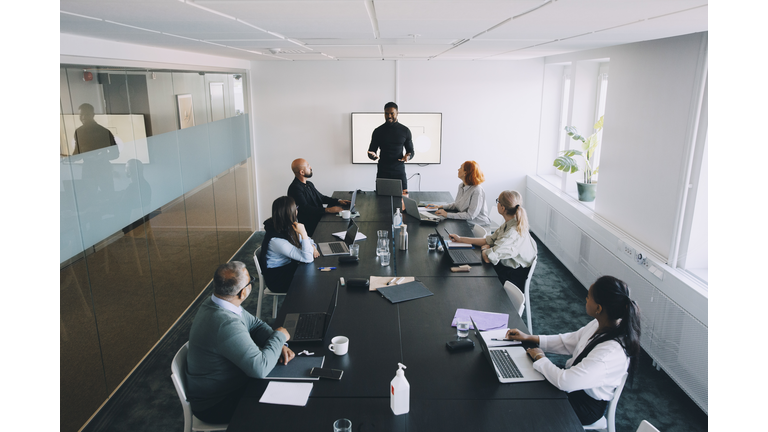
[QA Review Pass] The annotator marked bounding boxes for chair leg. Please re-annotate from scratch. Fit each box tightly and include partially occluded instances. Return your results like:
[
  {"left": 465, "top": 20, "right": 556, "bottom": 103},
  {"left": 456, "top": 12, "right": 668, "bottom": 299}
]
[
  {"left": 272, "top": 296, "right": 279, "bottom": 319},
  {"left": 256, "top": 287, "right": 264, "bottom": 319}
]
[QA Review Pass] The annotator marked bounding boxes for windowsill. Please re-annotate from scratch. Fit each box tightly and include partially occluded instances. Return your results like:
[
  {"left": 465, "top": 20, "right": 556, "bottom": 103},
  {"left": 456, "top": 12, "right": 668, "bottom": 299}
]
[{"left": 535, "top": 174, "right": 596, "bottom": 211}]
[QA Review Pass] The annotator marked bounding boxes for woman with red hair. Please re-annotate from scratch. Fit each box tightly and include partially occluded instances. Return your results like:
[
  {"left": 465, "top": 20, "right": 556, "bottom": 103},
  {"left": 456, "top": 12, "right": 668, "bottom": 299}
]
[{"left": 429, "top": 160, "right": 491, "bottom": 227}]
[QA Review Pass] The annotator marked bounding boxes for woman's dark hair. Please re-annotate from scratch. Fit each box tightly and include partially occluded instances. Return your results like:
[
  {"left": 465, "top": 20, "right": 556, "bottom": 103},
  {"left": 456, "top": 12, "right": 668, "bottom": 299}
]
[
  {"left": 271, "top": 196, "right": 301, "bottom": 247},
  {"left": 591, "top": 275, "right": 642, "bottom": 377}
]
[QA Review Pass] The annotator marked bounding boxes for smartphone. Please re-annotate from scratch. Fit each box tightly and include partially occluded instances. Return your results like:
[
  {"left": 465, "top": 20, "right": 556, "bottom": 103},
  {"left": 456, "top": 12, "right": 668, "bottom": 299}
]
[{"left": 310, "top": 367, "right": 343, "bottom": 380}]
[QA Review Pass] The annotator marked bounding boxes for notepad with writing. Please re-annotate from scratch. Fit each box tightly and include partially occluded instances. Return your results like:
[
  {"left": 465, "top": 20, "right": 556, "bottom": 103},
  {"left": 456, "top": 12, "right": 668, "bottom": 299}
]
[
  {"left": 265, "top": 356, "right": 324, "bottom": 380},
  {"left": 377, "top": 280, "right": 433, "bottom": 304}
]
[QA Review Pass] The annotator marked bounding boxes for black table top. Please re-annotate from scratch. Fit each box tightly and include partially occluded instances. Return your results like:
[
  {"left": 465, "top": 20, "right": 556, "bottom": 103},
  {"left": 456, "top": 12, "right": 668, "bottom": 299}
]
[{"left": 227, "top": 191, "right": 583, "bottom": 432}]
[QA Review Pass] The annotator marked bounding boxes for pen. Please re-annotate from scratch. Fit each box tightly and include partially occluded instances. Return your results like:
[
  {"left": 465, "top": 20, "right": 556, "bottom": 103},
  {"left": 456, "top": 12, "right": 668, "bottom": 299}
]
[
  {"left": 318, "top": 267, "right": 336, "bottom": 271},
  {"left": 491, "top": 338, "right": 515, "bottom": 341},
  {"left": 444, "top": 228, "right": 452, "bottom": 237},
  {"left": 387, "top": 277, "right": 398, "bottom": 285},
  {"left": 396, "top": 277, "right": 405, "bottom": 284}
]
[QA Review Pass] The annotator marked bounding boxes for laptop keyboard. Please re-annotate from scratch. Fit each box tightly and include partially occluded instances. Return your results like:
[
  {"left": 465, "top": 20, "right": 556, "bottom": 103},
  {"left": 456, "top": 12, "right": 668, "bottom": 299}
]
[
  {"left": 450, "top": 250, "right": 479, "bottom": 264},
  {"left": 490, "top": 350, "right": 524, "bottom": 379},
  {"left": 329, "top": 242, "right": 347, "bottom": 254},
  {"left": 294, "top": 313, "right": 325, "bottom": 340}
]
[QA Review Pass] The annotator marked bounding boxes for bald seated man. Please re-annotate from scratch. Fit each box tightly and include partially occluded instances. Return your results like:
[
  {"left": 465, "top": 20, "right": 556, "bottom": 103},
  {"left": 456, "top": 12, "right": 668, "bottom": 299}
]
[
  {"left": 287, "top": 158, "right": 350, "bottom": 236},
  {"left": 186, "top": 261, "right": 294, "bottom": 424}
]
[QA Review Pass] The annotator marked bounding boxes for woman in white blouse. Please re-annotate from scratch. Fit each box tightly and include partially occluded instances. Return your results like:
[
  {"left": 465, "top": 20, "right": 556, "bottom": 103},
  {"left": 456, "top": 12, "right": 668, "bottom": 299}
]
[
  {"left": 427, "top": 160, "right": 491, "bottom": 227},
  {"left": 257, "top": 196, "right": 320, "bottom": 293},
  {"left": 448, "top": 190, "right": 537, "bottom": 289},
  {"left": 505, "top": 276, "right": 641, "bottom": 425}
]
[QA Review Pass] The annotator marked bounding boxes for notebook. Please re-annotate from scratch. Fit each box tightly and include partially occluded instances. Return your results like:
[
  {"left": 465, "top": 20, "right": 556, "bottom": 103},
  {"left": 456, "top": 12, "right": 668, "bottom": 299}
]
[
  {"left": 376, "top": 178, "right": 403, "bottom": 197},
  {"left": 265, "top": 356, "right": 325, "bottom": 380},
  {"left": 377, "top": 280, "right": 434, "bottom": 303},
  {"left": 318, "top": 220, "right": 358, "bottom": 256},
  {"left": 470, "top": 316, "right": 545, "bottom": 384},
  {"left": 403, "top": 196, "right": 443, "bottom": 224},
  {"left": 283, "top": 286, "right": 339, "bottom": 342},
  {"left": 434, "top": 228, "right": 483, "bottom": 265}
]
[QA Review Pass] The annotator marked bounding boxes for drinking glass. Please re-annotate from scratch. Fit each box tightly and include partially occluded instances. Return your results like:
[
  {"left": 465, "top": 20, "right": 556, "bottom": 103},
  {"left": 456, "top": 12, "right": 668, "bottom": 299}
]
[{"left": 380, "top": 251, "right": 390, "bottom": 266}]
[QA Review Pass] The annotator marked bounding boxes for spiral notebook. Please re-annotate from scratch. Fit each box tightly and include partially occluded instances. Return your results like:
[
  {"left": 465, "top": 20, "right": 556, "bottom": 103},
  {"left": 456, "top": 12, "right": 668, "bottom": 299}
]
[{"left": 377, "top": 280, "right": 433, "bottom": 304}]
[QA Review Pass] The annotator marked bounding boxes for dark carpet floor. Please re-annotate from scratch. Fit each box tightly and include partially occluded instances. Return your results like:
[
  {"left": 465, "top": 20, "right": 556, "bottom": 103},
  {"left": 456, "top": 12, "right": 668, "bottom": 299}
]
[{"left": 80, "top": 232, "right": 707, "bottom": 432}]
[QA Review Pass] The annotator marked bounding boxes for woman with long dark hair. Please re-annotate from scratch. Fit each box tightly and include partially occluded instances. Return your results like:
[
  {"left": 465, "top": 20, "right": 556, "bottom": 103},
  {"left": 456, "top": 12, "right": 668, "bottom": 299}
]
[
  {"left": 257, "top": 196, "right": 319, "bottom": 293},
  {"left": 504, "top": 276, "right": 642, "bottom": 425},
  {"left": 448, "top": 190, "right": 537, "bottom": 289}
]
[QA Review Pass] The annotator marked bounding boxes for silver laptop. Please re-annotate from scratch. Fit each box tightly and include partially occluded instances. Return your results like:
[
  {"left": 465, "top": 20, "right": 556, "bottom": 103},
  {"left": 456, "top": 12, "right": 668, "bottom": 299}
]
[
  {"left": 470, "top": 316, "right": 545, "bottom": 384},
  {"left": 318, "top": 220, "right": 358, "bottom": 256},
  {"left": 349, "top": 189, "right": 358, "bottom": 213},
  {"left": 283, "top": 286, "right": 339, "bottom": 342},
  {"left": 403, "top": 196, "right": 443, "bottom": 224},
  {"left": 376, "top": 178, "right": 403, "bottom": 197},
  {"left": 434, "top": 228, "right": 483, "bottom": 265}
]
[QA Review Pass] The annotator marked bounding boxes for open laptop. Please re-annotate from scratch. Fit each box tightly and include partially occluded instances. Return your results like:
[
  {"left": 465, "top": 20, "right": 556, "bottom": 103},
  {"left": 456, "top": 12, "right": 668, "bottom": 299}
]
[
  {"left": 376, "top": 178, "right": 403, "bottom": 197},
  {"left": 403, "top": 196, "right": 443, "bottom": 224},
  {"left": 349, "top": 189, "right": 358, "bottom": 213},
  {"left": 318, "top": 220, "right": 358, "bottom": 256},
  {"left": 434, "top": 228, "right": 483, "bottom": 265},
  {"left": 470, "top": 316, "right": 545, "bottom": 383},
  {"left": 283, "top": 286, "right": 339, "bottom": 342}
]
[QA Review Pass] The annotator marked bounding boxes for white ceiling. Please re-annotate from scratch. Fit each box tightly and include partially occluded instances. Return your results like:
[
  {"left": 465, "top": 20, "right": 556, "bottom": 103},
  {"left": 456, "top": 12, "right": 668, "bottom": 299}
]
[{"left": 60, "top": 0, "right": 708, "bottom": 61}]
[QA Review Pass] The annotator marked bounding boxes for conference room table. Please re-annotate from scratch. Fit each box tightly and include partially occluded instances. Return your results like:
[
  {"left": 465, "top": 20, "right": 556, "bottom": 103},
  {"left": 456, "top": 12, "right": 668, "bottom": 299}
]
[{"left": 227, "top": 191, "right": 583, "bottom": 431}]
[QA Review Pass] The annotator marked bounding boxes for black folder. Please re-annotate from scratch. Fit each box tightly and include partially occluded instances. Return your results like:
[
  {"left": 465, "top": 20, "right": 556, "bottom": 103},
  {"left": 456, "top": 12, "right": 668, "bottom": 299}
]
[{"left": 377, "top": 280, "right": 433, "bottom": 304}]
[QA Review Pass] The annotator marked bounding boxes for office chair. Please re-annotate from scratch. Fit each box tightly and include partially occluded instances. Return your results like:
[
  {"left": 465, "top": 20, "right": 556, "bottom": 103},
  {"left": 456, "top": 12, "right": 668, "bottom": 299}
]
[
  {"left": 523, "top": 256, "right": 538, "bottom": 333},
  {"left": 503, "top": 281, "right": 525, "bottom": 318},
  {"left": 253, "top": 247, "right": 286, "bottom": 319},
  {"left": 170, "top": 343, "right": 228, "bottom": 432},
  {"left": 471, "top": 224, "right": 487, "bottom": 238},
  {"left": 635, "top": 420, "right": 660, "bottom": 432},
  {"left": 583, "top": 372, "right": 629, "bottom": 432}
]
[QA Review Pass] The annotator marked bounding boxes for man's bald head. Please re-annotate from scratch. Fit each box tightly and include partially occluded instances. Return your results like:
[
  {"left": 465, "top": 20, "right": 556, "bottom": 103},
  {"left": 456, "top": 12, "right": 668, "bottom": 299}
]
[{"left": 291, "top": 158, "right": 313, "bottom": 180}]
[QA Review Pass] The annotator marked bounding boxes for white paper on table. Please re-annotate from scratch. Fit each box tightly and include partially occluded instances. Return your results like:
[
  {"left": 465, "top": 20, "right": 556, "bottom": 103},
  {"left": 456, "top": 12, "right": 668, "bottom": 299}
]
[
  {"left": 445, "top": 240, "right": 473, "bottom": 248},
  {"left": 332, "top": 231, "right": 367, "bottom": 241},
  {"left": 481, "top": 328, "right": 523, "bottom": 348},
  {"left": 259, "top": 382, "right": 313, "bottom": 406}
]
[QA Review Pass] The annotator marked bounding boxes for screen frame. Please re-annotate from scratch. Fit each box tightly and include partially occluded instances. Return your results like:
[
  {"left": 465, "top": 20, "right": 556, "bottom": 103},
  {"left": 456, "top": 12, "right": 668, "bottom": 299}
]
[{"left": 351, "top": 112, "right": 443, "bottom": 164}]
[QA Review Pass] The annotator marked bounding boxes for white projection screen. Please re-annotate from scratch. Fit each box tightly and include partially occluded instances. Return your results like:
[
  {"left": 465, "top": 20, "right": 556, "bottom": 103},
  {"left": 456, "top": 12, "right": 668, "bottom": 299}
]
[{"left": 351, "top": 112, "right": 442, "bottom": 164}]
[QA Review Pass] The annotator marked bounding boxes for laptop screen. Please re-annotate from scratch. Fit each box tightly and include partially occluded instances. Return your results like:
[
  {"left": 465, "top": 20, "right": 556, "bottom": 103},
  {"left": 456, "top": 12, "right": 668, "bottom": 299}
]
[
  {"left": 350, "top": 190, "right": 357, "bottom": 213},
  {"left": 343, "top": 221, "right": 358, "bottom": 245}
]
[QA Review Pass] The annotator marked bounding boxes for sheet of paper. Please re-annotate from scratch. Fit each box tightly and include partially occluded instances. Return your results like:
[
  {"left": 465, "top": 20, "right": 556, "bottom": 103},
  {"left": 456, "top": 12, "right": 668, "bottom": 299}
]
[
  {"left": 369, "top": 276, "right": 415, "bottom": 291},
  {"left": 259, "top": 382, "right": 313, "bottom": 406},
  {"left": 446, "top": 240, "right": 473, "bottom": 248},
  {"left": 452, "top": 308, "right": 509, "bottom": 331},
  {"left": 480, "top": 328, "right": 523, "bottom": 347},
  {"left": 332, "top": 231, "right": 367, "bottom": 241}
]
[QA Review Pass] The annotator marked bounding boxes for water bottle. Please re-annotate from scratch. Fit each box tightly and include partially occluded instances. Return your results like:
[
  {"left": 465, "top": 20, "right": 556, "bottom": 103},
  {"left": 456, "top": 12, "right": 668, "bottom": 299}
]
[
  {"left": 393, "top": 208, "right": 402, "bottom": 228},
  {"left": 398, "top": 224, "right": 408, "bottom": 250}
]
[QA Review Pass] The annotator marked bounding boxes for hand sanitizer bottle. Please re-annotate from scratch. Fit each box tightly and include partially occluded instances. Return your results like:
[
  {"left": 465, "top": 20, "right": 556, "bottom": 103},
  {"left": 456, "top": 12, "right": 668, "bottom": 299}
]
[
  {"left": 390, "top": 363, "right": 410, "bottom": 415},
  {"left": 393, "top": 208, "right": 402, "bottom": 228}
]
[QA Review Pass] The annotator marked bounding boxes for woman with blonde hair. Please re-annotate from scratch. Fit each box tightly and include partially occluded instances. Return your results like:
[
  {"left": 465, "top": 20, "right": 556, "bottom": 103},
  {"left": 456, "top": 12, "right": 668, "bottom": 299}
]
[
  {"left": 448, "top": 190, "right": 537, "bottom": 289},
  {"left": 428, "top": 160, "right": 491, "bottom": 227}
]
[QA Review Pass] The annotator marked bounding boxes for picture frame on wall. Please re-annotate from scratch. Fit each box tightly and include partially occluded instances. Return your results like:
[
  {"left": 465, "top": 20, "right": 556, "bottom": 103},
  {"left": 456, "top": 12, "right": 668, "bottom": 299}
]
[{"left": 176, "top": 94, "right": 195, "bottom": 129}]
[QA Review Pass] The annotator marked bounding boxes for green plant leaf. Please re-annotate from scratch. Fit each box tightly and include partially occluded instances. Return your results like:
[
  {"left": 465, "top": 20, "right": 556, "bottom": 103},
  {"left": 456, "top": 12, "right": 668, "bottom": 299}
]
[
  {"left": 564, "top": 126, "right": 585, "bottom": 142},
  {"left": 560, "top": 149, "right": 583, "bottom": 158},
  {"left": 594, "top": 115, "right": 604, "bottom": 131},
  {"left": 553, "top": 155, "right": 580, "bottom": 174}
]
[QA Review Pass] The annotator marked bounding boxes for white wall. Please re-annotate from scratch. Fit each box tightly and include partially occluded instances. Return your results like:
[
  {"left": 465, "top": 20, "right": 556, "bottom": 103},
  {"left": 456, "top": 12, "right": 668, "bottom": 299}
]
[
  {"left": 250, "top": 59, "right": 544, "bottom": 226},
  {"left": 545, "top": 32, "right": 707, "bottom": 259}
]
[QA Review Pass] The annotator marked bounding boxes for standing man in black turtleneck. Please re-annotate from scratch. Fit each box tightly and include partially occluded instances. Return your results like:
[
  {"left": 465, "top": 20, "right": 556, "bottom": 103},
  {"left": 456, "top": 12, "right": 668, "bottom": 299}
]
[{"left": 367, "top": 102, "right": 415, "bottom": 197}]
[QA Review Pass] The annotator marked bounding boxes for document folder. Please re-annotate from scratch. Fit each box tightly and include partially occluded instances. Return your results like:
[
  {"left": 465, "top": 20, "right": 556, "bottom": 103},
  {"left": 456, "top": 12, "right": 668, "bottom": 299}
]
[
  {"left": 377, "top": 280, "right": 433, "bottom": 304},
  {"left": 265, "top": 356, "right": 325, "bottom": 380}
]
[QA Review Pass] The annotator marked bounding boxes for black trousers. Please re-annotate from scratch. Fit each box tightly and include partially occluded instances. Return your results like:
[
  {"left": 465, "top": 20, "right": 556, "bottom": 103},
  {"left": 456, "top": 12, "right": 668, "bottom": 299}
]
[
  {"left": 263, "top": 261, "right": 300, "bottom": 294},
  {"left": 191, "top": 384, "right": 246, "bottom": 424},
  {"left": 568, "top": 390, "right": 609, "bottom": 425},
  {"left": 493, "top": 263, "right": 531, "bottom": 291}
]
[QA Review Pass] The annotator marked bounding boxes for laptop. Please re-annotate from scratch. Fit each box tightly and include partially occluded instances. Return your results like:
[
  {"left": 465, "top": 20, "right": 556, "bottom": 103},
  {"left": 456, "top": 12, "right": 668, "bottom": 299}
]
[
  {"left": 283, "top": 286, "right": 339, "bottom": 342},
  {"left": 376, "top": 178, "right": 403, "bottom": 197},
  {"left": 403, "top": 196, "right": 443, "bottom": 224},
  {"left": 349, "top": 189, "right": 358, "bottom": 213},
  {"left": 470, "top": 316, "right": 545, "bottom": 383},
  {"left": 318, "top": 220, "right": 358, "bottom": 256},
  {"left": 434, "top": 228, "right": 483, "bottom": 265}
]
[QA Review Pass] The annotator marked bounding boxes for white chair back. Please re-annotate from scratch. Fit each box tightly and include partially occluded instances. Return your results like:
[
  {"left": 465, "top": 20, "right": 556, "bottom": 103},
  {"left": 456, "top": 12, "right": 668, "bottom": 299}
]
[
  {"left": 635, "top": 420, "right": 660, "bottom": 432},
  {"left": 171, "top": 342, "right": 228, "bottom": 432},
  {"left": 471, "top": 224, "right": 487, "bottom": 238},
  {"left": 524, "top": 256, "right": 537, "bottom": 333},
  {"left": 583, "top": 372, "right": 629, "bottom": 432},
  {"left": 503, "top": 281, "right": 525, "bottom": 317},
  {"left": 253, "top": 247, "right": 286, "bottom": 319}
]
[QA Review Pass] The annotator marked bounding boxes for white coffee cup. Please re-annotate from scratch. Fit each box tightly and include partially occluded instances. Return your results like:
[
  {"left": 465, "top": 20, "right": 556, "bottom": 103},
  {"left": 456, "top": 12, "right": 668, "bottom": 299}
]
[
  {"left": 328, "top": 336, "right": 349, "bottom": 356},
  {"left": 341, "top": 210, "right": 351, "bottom": 219}
]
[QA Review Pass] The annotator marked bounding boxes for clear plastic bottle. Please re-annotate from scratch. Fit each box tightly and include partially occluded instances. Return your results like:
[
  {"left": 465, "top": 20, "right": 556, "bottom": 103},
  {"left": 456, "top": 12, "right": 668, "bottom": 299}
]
[
  {"left": 393, "top": 208, "right": 402, "bottom": 228},
  {"left": 390, "top": 363, "right": 410, "bottom": 415}
]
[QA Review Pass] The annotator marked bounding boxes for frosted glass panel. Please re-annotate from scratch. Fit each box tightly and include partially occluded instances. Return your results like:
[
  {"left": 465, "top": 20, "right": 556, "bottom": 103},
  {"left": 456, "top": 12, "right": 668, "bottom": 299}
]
[
  {"left": 178, "top": 124, "right": 212, "bottom": 194},
  {"left": 144, "top": 132, "right": 184, "bottom": 212},
  {"left": 209, "top": 118, "right": 235, "bottom": 175}
]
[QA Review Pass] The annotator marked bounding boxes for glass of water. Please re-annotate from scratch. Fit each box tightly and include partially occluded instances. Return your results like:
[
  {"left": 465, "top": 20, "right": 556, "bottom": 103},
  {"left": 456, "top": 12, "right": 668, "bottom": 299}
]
[
  {"left": 380, "top": 251, "right": 390, "bottom": 266},
  {"left": 333, "top": 418, "right": 352, "bottom": 432},
  {"left": 349, "top": 244, "right": 359, "bottom": 257},
  {"left": 427, "top": 234, "right": 439, "bottom": 251},
  {"left": 377, "top": 238, "right": 389, "bottom": 257},
  {"left": 457, "top": 321, "right": 470, "bottom": 338}
]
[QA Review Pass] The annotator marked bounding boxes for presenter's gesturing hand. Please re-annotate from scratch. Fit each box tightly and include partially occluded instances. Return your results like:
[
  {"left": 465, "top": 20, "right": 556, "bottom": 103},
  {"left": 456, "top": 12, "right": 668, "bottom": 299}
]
[
  {"left": 398, "top": 153, "right": 411, "bottom": 162},
  {"left": 367, "top": 151, "right": 379, "bottom": 161}
]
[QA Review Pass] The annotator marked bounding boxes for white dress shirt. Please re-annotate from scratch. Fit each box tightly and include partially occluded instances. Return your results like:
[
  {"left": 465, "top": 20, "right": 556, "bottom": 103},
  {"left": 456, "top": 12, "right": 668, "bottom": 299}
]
[{"left": 534, "top": 319, "right": 630, "bottom": 401}]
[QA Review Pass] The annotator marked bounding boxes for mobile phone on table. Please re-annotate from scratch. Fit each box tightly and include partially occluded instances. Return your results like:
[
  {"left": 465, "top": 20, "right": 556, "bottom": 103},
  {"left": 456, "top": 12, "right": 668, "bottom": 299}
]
[{"left": 310, "top": 367, "right": 343, "bottom": 380}]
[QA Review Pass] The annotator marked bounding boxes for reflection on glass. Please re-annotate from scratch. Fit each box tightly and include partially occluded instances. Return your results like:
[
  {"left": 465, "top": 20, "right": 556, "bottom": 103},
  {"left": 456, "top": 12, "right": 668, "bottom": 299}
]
[{"left": 213, "top": 169, "right": 241, "bottom": 263}]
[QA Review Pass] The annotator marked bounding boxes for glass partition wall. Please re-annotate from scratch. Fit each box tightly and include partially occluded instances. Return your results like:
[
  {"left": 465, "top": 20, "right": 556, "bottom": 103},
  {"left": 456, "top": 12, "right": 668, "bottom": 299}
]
[{"left": 60, "top": 65, "right": 253, "bottom": 432}]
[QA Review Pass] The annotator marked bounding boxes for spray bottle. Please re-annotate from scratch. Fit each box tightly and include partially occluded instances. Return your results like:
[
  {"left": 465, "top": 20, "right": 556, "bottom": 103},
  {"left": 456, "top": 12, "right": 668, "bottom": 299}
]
[
  {"left": 390, "top": 362, "right": 410, "bottom": 415},
  {"left": 393, "top": 208, "right": 402, "bottom": 228}
]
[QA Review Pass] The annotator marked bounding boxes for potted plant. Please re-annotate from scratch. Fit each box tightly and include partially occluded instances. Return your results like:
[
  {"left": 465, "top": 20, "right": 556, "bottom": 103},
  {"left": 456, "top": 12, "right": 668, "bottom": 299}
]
[{"left": 553, "top": 116, "right": 604, "bottom": 202}]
